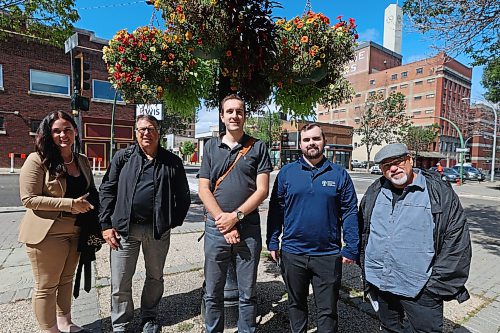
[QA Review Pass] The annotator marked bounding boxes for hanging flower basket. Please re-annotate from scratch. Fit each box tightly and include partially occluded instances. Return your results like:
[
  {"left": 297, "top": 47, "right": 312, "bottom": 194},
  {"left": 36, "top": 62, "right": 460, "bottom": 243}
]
[
  {"left": 273, "top": 12, "right": 359, "bottom": 118},
  {"left": 153, "top": 0, "right": 231, "bottom": 60},
  {"left": 103, "top": 26, "right": 214, "bottom": 117}
]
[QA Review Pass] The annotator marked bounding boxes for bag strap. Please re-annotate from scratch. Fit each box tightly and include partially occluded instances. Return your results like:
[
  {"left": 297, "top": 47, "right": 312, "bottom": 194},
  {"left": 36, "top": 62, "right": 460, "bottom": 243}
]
[{"left": 213, "top": 137, "right": 256, "bottom": 193}]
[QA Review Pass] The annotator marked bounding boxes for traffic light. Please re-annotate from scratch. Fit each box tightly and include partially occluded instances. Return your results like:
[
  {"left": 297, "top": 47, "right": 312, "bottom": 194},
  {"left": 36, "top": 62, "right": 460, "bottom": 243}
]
[
  {"left": 72, "top": 54, "right": 90, "bottom": 111},
  {"left": 71, "top": 92, "right": 89, "bottom": 111},
  {"left": 73, "top": 57, "right": 90, "bottom": 92}
]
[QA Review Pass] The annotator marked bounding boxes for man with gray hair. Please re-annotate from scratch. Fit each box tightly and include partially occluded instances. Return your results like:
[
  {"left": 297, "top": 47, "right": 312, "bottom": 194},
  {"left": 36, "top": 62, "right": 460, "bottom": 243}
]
[
  {"left": 100, "top": 115, "right": 191, "bottom": 333},
  {"left": 358, "top": 143, "right": 471, "bottom": 332}
]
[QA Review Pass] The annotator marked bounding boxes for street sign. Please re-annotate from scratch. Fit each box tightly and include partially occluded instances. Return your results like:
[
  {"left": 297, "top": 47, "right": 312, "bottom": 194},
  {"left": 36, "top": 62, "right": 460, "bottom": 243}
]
[
  {"left": 136, "top": 104, "right": 163, "bottom": 120},
  {"left": 456, "top": 148, "right": 470, "bottom": 153},
  {"left": 64, "top": 33, "right": 79, "bottom": 54}
]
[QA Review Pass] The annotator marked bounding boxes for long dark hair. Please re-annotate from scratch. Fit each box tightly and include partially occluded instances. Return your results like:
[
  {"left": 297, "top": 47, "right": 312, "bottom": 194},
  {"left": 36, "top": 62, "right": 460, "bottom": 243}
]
[{"left": 35, "top": 111, "right": 81, "bottom": 178}]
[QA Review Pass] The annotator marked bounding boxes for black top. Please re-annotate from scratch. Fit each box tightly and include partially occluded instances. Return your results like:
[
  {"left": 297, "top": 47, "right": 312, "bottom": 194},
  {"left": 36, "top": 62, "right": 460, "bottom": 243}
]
[
  {"left": 131, "top": 155, "right": 155, "bottom": 224},
  {"left": 65, "top": 173, "right": 88, "bottom": 199},
  {"left": 198, "top": 134, "right": 272, "bottom": 215}
]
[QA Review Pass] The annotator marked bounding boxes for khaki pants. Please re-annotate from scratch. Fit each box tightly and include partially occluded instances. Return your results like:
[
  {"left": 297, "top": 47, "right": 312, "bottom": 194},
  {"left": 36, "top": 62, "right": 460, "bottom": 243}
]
[{"left": 26, "top": 216, "right": 80, "bottom": 330}]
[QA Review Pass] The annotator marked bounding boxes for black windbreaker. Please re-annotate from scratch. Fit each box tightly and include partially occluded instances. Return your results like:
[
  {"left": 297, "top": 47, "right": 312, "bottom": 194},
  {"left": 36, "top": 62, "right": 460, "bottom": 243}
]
[
  {"left": 358, "top": 170, "right": 471, "bottom": 303},
  {"left": 99, "top": 145, "right": 191, "bottom": 239}
]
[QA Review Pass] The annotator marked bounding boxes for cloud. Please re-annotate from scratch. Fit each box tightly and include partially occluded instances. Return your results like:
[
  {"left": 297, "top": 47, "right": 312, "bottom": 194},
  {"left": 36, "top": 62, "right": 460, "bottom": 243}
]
[
  {"left": 195, "top": 106, "right": 218, "bottom": 134},
  {"left": 358, "top": 28, "right": 379, "bottom": 42}
]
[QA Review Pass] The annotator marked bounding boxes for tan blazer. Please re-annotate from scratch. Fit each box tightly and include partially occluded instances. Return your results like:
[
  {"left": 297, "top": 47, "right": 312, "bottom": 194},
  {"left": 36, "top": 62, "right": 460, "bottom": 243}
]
[{"left": 18, "top": 152, "right": 94, "bottom": 244}]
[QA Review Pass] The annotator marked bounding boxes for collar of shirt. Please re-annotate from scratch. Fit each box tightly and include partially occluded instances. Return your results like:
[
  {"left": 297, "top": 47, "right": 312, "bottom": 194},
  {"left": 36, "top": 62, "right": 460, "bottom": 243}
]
[
  {"left": 298, "top": 155, "right": 331, "bottom": 172},
  {"left": 217, "top": 133, "right": 250, "bottom": 150}
]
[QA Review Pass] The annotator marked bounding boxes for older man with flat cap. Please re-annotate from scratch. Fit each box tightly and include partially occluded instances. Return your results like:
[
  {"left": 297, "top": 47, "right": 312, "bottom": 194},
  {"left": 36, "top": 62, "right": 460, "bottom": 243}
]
[{"left": 358, "top": 143, "right": 471, "bottom": 332}]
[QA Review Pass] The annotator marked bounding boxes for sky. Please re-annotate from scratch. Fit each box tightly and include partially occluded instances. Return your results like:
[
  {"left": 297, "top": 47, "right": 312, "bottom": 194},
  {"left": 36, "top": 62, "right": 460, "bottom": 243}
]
[{"left": 74, "top": 0, "right": 486, "bottom": 133}]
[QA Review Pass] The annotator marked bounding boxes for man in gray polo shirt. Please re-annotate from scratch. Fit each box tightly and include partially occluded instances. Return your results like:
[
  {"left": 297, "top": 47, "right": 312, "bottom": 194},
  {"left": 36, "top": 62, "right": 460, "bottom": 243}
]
[
  {"left": 358, "top": 143, "right": 471, "bottom": 332},
  {"left": 198, "top": 94, "right": 272, "bottom": 333}
]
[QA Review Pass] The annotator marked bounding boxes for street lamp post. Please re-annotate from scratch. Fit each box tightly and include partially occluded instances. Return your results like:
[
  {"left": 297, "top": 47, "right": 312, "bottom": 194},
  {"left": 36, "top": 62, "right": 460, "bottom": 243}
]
[
  {"left": 490, "top": 104, "right": 498, "bottom": 182},
  {"left": 421, "top": 116, "right": 465, "bottom": 185}
]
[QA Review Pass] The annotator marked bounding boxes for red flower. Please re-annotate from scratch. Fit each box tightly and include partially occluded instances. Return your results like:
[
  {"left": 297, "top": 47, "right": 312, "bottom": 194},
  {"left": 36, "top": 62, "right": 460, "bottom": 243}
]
[
  {"left": 115, "top": 64, "right": 122, "bottom": 71},
  {"left": 140, "top": 53, "right": 147, "bottom": 61},
  {"left": 349, "top": 18, "right": 355, "bottom": 25},
  {"left": 226, "top": 50, "right": 232, "bottom": 57},
  {"left": 337, "top": 15, "right": 343, "bottom": 20},
  {"left": 118, "top": 46, "right": 125, "bottom": 53},
  {"left": 134, "top": 76, "right": 142, "bottom": 82},
  {"left": 281, "top": 37, "right": 288, "bottom": 45},
  {"left": 176, "top": 5, "right": 183, "bottom": 13},
  {"left": 113, "top": 72, "right": 121, "bottom": 80},
  {"left": 168, "top": 53, "right": 175, "bottom": 60},
  {"left": 197, "top": 38, "right": 203, "bottom": 45},
  {"left": 354, "top": 34, "right": 359, "bottom": 39}
]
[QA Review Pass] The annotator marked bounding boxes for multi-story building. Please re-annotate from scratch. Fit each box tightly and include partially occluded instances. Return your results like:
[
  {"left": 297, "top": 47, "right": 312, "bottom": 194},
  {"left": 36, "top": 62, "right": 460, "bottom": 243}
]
[
  {"left": 0, "top": 28, "right": 197, "bottom": 169},
  {"left": 317, "top": 41, "right": 472, "bottom": 168},
  {"left": 0, "top": 28, "right": 136, "bottom": 168},
  {"left": 468, "top": 103, "right": 499, "bottom": 172}
]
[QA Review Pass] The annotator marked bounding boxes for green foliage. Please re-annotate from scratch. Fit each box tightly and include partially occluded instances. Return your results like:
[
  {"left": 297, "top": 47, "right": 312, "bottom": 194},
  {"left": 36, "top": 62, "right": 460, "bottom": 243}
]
[
  {"left": 482, "top": 58, "right": 500, "bottom": 103},
  {"left": 404, "top": 125, "right": 440, "bottom": 163},
  {"left": 0, "top": 0, "right": 79, "bottom": 46},
  {"left": 180, "top": 141, "right": 195, "bottom": 156},
  {"left": 402, "top": 0, "right": 499, "bottom": 65},
  {"left": 355, "top": 92, "right": 412, "bottom": 163},
  {"left": 244, "top": 112, "right": 282, "bottom": 145}
]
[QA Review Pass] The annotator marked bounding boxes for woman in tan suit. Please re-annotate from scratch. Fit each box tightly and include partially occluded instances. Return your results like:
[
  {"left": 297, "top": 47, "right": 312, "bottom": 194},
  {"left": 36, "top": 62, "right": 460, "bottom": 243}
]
[{"left": 19, "top": 111, "right": 95, "bottom": 333}]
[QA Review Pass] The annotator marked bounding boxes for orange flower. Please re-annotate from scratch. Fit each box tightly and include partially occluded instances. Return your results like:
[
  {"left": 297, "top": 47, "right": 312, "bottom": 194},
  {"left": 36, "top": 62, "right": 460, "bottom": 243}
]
[
  {"left": 284, "top": 24, "right": 292, "bottom": 31},
  {"left": 301, "top": 36, "right": 309, "bottom": 43},
  {"left": 306, "top": 17, "right": 315, "bottom": 24},
  {"left": 315, "top": 60, "right": 322, "bottom": 68},
  {"left": 185, "top": 31, "right": 193, "bottom": 41},
  {"left": 297, "top": 22, "right": 304, "bottom": 29}
]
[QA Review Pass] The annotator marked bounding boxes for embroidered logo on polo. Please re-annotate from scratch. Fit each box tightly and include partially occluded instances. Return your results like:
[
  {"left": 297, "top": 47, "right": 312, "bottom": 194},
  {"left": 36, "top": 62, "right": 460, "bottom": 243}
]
[{"left": 322, "top": 180, "right": 336, "bottom": 187}]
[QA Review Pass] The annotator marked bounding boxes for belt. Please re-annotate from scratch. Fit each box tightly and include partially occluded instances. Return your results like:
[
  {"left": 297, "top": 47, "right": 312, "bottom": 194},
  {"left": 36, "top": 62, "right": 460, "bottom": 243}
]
[{"left": 61, "top": 212, "right": 75, "bottom": 218}]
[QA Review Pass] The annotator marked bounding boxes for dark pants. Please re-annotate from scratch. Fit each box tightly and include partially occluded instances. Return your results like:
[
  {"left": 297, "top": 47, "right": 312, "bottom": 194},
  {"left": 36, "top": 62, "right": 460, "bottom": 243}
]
[
  {"left": 281, "top": 251, "right": 343, "bottom": 333},
  {"left": 375, "top": 287, "right": 444, "bottom": 333},
  {"left": 204, "top": 216, "right": 262, "bottom": 333}
]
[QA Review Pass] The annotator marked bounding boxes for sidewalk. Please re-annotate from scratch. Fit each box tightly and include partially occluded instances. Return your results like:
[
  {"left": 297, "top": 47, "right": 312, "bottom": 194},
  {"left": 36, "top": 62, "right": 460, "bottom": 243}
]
[{"left": 1, "top": 201, "right": 499, "bottom": 332}]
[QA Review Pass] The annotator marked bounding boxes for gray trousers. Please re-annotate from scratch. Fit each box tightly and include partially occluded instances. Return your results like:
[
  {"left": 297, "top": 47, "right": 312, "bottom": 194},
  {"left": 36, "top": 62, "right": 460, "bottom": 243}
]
[
  {"left": 204, "top": 215, "right": 262, "bottom": 333},
  {"left": 110, "top": 223, "right": 171, "bottom": 332}
]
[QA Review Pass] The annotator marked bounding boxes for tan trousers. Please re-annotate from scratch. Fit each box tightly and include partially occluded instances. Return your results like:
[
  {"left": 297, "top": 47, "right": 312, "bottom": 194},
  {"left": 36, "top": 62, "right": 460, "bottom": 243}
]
[{"left": 26, "top": 216, "right": 80, "bottom": 330}]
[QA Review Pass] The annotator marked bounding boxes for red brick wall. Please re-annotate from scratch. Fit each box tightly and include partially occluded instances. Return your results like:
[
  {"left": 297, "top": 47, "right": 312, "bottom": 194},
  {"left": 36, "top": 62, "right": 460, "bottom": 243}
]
[{"left": 0, "top": 31, "right": 135, "bottom": 168}]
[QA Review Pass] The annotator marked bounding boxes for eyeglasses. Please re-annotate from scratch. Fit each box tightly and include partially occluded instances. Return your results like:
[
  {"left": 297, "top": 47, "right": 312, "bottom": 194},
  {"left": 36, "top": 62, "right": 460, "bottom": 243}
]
[
  {"left": 136, "top": 127, "right": 158, "bottom": 134},
  {"left": 380, "top": 155, "right": 409, "bottom": 169}
]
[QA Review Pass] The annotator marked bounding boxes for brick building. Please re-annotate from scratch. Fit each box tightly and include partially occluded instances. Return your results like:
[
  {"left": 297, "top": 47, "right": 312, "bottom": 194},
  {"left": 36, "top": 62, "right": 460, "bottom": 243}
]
[
  {"left": 317, "top": 41, "right": 472, "bottom": 168},
  {"left": 468, "top": 103, "right": 499, "bottom": 172},
  {"left": 0, "top": 29, "right": 137, "bottom": 168}
]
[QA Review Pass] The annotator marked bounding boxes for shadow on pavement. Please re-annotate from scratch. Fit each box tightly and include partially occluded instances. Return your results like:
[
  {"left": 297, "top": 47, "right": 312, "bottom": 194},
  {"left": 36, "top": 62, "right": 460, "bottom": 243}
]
[{"left": 464, "top": 203, "right": 500, "bottom": 257}]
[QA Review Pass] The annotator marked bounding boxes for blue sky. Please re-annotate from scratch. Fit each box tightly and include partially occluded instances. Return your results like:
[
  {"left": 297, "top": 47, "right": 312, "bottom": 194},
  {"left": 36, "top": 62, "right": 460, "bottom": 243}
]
[{"left": 74, "top": 0, "right": 485, "bottom": 133}]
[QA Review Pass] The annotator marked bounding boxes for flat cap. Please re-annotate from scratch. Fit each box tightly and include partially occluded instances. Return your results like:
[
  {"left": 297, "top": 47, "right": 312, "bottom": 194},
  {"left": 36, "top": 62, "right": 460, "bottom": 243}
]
[{"left": 374, "top": 143, "right": 409, "bottom": 164}]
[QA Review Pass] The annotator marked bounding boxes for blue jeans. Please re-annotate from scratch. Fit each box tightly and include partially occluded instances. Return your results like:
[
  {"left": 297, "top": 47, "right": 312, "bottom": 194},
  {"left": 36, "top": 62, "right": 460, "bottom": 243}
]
[
  {"left": 110, "top": 223, "right": 171, "bottom": 332},
  {"left": 204, "top": 215, "right": 262, "bottom": 333}
]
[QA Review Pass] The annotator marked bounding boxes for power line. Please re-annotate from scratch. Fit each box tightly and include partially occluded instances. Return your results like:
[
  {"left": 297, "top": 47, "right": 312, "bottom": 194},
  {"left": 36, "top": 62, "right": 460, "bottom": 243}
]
[{"left": 77, "top": 1, "right": 145, "bottom": 11}]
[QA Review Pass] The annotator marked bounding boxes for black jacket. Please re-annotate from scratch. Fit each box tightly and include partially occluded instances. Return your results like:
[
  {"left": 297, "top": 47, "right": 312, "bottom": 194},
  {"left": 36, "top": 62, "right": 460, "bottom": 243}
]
[
  {"left": 99, "top": 145, "right": 191, "bottom": 239},
  {"left": 358, "top": 170, "right": 471, "bottom": 303}
]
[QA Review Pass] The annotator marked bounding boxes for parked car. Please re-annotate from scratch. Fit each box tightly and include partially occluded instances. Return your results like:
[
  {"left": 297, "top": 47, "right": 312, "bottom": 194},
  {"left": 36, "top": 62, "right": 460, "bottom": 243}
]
[
  {"left": 351, "top": 159, "right": 364, "bottom": 168},
  {"left": 452, "top": 165, "right": 486, "bottom": 182},
  {"left": 370, "top": 164, "right": 382, "bottom": 174},
  {"left": 430, "top": 167, "right": 461, "bottom": 182}
]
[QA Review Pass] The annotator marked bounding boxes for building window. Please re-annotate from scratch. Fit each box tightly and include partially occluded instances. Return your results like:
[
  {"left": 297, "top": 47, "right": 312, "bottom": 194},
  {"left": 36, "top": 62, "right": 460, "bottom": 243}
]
[
  {"left": 0, "top": 116, "right": 4, "bottom": 131},
  {"left": 333, "top": 109, "right": 339, "bottom": 113},
  {"left": 318, "top": 112, "right": 324, "bottom": 116},
  {"left": 415, "top": 81, "right": 423, "bottom": 85},
  {"left": 368, "top": 91, "right": 376, "bottom": 97},
  {"left": 425, "top": 109, "right": 434, "bottom": 114},
  {"left": 390, "top": 86, "right": 397, "bottom": 91},
  {"left": 391, "top": 74, "right": 398, "bottom": 80},
  {"left": 427, "top": 78, "right": 435, "bottom": 83},
  {"left": 416, "top": 67, "right": 423, "bottom": 74},
  {"left": 401, "top": 71, "right": 408, "bottom": 78},
  {"left": 414, "top": 96, "right": 422, "bottom": 100},
  {"left": 354, "top": 106, "right": 361, "bottom": 112},
  {"left": 0, "top": 64, "right": 3, "bottom": 89},
  {"left": 426, "top": 94, "right": 435, "bottom": 99},
  {"left": 92, "top": 80, "right": 123, "bottom": 101},
  {"left": 400, "top": 84, "right": 408, "bottom": 89},
  {"left": 30, "top": 69, "right": 70, "bottom": 96},
  {"left": 30, "top": 119, "right": 42, "bottom": 134},
  {"left": 355, "top": 93, "right": 361, "bottom": 98},
  {"left": 369, "top": 79, "right": 375, "bottom": 85},
  {"left": 413, "top": 111, "right": 422, "bottom": 115},
  {"left": 340, "top": 109, "right": 346, "bottom": 113}
]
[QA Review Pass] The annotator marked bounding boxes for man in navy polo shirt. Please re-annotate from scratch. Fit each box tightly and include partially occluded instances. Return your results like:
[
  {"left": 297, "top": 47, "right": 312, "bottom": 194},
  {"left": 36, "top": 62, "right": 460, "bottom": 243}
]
[{"left": 267, "top": 123, "right": 359, "bottom": 333}]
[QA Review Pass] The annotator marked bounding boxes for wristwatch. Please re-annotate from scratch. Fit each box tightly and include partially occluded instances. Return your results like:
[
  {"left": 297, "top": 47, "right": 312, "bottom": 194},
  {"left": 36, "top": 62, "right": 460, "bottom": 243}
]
[{"left": 235, "top": 210, "right": 245, "bottom": 221}]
